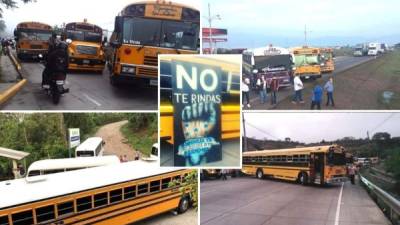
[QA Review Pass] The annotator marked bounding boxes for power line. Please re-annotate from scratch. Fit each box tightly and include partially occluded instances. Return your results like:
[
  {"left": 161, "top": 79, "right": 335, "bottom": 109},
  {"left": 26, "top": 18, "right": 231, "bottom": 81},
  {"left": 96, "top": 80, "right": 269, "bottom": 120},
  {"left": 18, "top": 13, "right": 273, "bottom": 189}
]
[
  {"left": 245, "top": 121, "right": 280, "bottom": 140},
  {"left": 370, "top": 113, "right": 396, "bottom": 134}
]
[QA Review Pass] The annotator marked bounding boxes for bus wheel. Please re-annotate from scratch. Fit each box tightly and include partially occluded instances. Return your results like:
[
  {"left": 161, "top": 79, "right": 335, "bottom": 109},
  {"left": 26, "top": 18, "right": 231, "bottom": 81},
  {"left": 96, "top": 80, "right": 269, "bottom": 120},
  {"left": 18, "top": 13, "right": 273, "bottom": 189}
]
[
  {"left": 177, "top": 196, "right": 190, "bottom": 214},
  {"left": 298, "top": 172, "right": 308, "bottom": 185},
  {"left": 256, "top": 169, "right": 264, "bottom": 179}
]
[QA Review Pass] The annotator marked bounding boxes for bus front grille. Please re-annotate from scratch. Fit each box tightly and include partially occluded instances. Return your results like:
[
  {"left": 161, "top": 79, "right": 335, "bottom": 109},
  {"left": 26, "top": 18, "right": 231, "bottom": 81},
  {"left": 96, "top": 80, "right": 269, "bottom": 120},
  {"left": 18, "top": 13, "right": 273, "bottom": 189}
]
[
  {"left": 144, "top": 56, "right": 158, "bottom": 66},
  {"left": 138, "top": 67, "right": 157, "bottom": 77},
  {"left": 76, "top": 45, "right": 98, "bottom": 55}
]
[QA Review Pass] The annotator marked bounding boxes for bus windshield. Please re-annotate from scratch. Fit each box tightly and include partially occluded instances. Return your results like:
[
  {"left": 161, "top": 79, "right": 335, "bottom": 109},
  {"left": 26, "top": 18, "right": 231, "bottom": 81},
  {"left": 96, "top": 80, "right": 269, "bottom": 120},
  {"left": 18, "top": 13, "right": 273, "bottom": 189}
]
[
  {"left": 17, "top": 29, "right": 52, "bottom": 41},
  {"left": 327, "top": 153, "right": 346, "bottom": 166},
  {"left": 321, "top": 52, "right": 332, "bottom": 61},
  {"left": 76, "top": 151, "right": 95, "bottom": 157},
  {"left": 254, "top": 55, "right": 293, "bottom": 71},
  {"left": 66, "top": 30, "right": 102, "bottom": 43},
  {"left": 122, "top": 17, "right": 198, "bottom": 50},
  {"left": 294, "top": 54, "right": 320, "bottom": 67}
]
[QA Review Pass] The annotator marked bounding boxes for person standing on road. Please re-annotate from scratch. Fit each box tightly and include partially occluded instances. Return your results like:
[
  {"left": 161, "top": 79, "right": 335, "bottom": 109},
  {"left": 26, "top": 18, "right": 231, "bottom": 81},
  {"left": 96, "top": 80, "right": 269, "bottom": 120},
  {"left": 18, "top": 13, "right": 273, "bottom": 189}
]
[
  {"left": 348, "top": 164, "right": 356, "bottom": 184},
  {"left": 134, "top": 151, "right": 140, "bottom": 161},
  {"left": 242, "top": 77, "right": 251, "bottom": 108},
  {"left": 270, "top": 76, "right": 279, "bottom": 106},
  {"left": 292, "top": 75, "right": 304, "bottom": 104},
  {"left": 221, "top": 169, "right": 227, "bottom": 180},
  {"left": 256, "top": 75, "right": 268, "bottom": 104},
  {"left": 311, "top": 81, "right": 323, "bottom": 110},
  {"left": 324, "top": 77, "right": 335, "bottom": 107}
]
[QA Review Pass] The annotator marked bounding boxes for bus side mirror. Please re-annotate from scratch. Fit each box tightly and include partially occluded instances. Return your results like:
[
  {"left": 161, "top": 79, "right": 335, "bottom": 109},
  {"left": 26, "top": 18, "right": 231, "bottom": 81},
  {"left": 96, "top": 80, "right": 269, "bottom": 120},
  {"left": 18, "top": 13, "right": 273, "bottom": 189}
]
[
  {"left": 110, "top": 41, "right": 121, "bottom": 48},
  {"left": 114, "top": 16, "right": 123, "bottom": 33},
  {"left": 13, "top": 29, "right": 17, "bottom": 37}
]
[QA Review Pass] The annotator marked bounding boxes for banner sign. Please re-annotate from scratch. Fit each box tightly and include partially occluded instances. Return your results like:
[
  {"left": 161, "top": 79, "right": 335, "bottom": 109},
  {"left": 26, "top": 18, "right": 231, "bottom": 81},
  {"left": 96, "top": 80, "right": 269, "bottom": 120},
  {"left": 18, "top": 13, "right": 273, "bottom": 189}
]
[
  {"left": 202, "top": 28, "right": 228, "bottom": 37},
  {"left": 68, "top": 128, "right": 80, "bottom": 149},
  {"left": 172, "top": 60, "right": 222, "bottom": 166}
]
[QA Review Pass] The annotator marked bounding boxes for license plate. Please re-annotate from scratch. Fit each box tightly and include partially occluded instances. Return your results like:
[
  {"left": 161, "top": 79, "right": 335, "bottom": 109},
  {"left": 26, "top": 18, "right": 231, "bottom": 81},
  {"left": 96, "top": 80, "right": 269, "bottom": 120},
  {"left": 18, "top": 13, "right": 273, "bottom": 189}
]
[
  {"left": 284, "top": 79, "right": 289, "bottom": 82},
  {"left": 150, "top": 80, "right": 158, "bottom": 86},
  {"left": 83, "top": 60, "right": 90, "bottom": 64},
  {"left": 56, "top": 80, "right": 64, "bottom": 85},
  {"left": 306, "top": 76, "right": 310, "bottom": 79}
]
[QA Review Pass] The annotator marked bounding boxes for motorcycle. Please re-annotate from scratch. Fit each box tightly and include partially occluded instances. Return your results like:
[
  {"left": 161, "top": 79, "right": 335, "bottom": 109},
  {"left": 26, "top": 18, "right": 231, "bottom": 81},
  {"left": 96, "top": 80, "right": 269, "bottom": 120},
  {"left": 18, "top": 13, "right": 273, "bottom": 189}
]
[{"left": 39, "top": 53, "right": 69, "bottom": 105}]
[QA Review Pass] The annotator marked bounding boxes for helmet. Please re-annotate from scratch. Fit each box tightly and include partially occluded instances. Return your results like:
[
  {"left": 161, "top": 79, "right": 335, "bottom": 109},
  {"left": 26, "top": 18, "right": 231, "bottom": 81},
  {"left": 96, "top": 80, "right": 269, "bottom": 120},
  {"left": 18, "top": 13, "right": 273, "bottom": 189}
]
[{"left": 55, "top": 41, "right": 68, "bottom": 51}]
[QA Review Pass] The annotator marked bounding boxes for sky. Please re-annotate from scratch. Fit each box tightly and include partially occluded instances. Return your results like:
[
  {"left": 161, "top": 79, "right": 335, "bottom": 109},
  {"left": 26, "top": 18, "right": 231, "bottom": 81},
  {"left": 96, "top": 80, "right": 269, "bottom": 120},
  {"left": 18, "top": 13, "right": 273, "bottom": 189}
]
[
  {"left": 244, "top": 112, "right": 400, "bottom": 143},
  {"left": 2, "top": 0, "right": 200, "bottom": 35},
  {"left": 202, "top": 0, "right": 400, "bottom": 48}
]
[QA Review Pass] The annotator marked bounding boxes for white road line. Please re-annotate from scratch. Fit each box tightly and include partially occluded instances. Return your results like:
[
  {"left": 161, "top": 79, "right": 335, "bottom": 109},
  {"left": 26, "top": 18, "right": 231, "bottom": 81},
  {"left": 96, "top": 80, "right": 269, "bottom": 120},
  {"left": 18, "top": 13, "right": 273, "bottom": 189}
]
[
  {"left": 334, "top": 182, "right": 344, "bottom": 225},
  {"left": 83, "top": 93, "right": 102, "bottom": 107}
]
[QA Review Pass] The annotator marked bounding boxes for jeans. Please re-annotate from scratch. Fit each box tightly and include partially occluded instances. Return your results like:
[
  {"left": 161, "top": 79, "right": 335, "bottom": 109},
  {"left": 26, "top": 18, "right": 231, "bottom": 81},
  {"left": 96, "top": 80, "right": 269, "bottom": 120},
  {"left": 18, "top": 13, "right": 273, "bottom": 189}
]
[
  {"left": 271, "top": 91, "right": 277, "bottom": 105},
  {"left": 242, "top": 91, "right": 250, "bottom": 105},
  {"left": 326, "top": 92, "right": 335, "bottom": 106},
  {"left": 311, "top": 101, "right": 321, "bottom": 110},
  {"left": 259, "top": 89, "right": 267, "bottom": 104},
  {"left": 293, "top": 90, "right": 303, "bottom": 102}
]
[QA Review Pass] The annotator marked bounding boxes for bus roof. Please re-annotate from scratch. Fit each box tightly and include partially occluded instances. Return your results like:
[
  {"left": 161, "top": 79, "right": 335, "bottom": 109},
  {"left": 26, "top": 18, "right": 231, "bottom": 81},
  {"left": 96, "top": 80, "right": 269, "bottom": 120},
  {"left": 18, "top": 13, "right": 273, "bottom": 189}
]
[
  {"left": 27, "top": 156, "right": 120, "bottom": 173},
  {"left": 16, "top": 22, "right": 52, "bottom": 30},
  {"left": 244, "top": 46, "right": 291, "bottom": 56},
  {"left": 120, "top": 1, "right": 199, "bottom": 21},
  {"left": 0, "top": 160, "right": 181, "bottom": 209},
  {"left": 290, "top": 46, "right": 320, "bottom": 54},
  {"left": 76, "top": 137, "right": 103, "bottom": 151},
  {"left": 243, "top": 145, "right": 344, "bottom": 157}
]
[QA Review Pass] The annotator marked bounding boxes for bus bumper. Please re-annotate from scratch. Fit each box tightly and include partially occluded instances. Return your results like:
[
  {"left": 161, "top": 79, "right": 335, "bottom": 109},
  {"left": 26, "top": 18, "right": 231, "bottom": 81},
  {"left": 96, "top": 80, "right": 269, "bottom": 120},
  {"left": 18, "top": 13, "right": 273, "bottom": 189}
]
[
  {"left": 112, "top": 73, "right": 158, "bottom": 86},
  {"left": 17, "top": 49, "right": 47, "bottom": 59},
  {"left": 321, "top": 66, "right": 334, "bottom": 73},
  {"left": 69, "top": 58, "right": 105, "bottom": 72},
  {"left": 326, "top": 176, "right": 348, "bottom": 184},
  {"left": 299, "top": 73, "right": 322, "bottom": 79}
]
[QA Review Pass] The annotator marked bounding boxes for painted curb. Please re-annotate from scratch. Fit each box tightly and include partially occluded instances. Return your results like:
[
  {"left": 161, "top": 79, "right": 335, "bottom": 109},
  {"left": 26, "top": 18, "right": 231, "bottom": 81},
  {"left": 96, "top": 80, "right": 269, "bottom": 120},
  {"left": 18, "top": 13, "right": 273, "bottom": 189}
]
[{"left": 0, "top": 79, "right": 27, "bottom": 105}]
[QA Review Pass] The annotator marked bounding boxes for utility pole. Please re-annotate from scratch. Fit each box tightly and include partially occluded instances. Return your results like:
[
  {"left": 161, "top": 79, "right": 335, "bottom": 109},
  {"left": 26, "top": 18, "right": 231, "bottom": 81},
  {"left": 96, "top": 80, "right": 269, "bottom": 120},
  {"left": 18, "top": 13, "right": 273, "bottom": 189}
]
[
  {"left": 204, "top": 3, "right": 220, "bottom": 54},
  {"left": 304, "top": 24, "right": 307, "bottom": 47},
  {"left": 243, "top": 112, "right": 247, "bottom": 152}
]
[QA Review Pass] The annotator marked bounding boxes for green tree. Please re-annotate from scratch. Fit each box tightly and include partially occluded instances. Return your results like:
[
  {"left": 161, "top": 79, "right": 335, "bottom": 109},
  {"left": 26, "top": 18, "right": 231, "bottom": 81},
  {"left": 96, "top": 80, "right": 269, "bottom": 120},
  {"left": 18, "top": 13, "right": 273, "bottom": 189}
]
[
  {"left": 0, "top": 0, "right": 35, "bottom": 18},
  {"left": 169, "top": 171, "right": 198, "bottom": 210}
]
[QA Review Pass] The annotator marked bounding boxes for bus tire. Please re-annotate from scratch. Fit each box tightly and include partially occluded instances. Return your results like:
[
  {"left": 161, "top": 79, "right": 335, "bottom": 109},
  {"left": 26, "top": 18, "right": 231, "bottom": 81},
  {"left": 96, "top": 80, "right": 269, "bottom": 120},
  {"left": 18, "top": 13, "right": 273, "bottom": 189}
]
[
  {"left": 177, "top": 195, "right": 190, "bottom": 214},
  {"left": 298, "top": 172, "right": 308, "bottom": 185},
  {"left": 256, "top": 169, "right": 264, "bottom": 179}
]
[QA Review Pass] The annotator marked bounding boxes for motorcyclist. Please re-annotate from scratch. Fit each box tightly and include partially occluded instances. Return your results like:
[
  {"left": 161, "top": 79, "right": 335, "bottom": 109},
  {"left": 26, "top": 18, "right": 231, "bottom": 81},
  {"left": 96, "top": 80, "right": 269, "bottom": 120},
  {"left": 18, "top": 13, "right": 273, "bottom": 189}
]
[{"left": 42, "top": 35, "right": 69, "bottom": 89}]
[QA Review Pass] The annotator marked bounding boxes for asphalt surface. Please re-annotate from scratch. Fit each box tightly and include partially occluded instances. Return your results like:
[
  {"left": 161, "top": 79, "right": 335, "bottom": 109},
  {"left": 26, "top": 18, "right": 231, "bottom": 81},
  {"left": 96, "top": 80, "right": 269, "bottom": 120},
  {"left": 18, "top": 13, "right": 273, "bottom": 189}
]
[
  {"left": 201, "top": 176, "right": 391, "bottom": 225},
  {"left": 1, "top": 60, "right": 158, "bottom": 110},
  {"left": 135, "top": 208, "right": 197, "bottom": 225},
  {"left": 246, "top": 56, "right": 375, "bottom": 110},
  {"left": 161, "top": 139, "right": 241, "bottom": 167}
]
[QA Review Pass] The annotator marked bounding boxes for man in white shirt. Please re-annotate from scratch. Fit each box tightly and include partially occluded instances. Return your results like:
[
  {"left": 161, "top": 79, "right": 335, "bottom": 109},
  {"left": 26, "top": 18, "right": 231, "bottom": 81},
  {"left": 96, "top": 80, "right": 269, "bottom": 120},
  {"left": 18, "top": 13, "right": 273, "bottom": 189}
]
[
  {"left": 292, "top": 75, "right": 304, "bottom": 104},
  {"left": 242, "top": 77, "right": 251, "bottom": 108}
]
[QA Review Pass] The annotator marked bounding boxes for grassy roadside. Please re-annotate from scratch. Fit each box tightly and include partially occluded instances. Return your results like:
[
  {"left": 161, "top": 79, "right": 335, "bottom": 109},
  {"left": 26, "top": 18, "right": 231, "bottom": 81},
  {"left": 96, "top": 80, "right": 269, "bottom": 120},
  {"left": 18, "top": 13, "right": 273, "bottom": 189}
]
[{"left": 120, "top": 123, "right": 157, "bottom": 157}]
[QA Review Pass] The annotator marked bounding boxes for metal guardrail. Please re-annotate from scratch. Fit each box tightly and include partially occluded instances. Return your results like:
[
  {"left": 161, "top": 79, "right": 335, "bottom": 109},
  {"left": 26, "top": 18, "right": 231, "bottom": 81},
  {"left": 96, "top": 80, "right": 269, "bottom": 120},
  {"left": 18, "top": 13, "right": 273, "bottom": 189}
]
[{"left": 360, "top": 174, "right": 400, "bottom": 225}]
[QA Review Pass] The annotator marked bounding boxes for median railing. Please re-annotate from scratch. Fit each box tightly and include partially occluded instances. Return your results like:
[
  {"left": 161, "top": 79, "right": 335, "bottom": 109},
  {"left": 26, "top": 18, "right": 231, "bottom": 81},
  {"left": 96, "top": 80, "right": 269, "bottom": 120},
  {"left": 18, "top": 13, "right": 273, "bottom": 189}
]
[{"left": 360, "top": 174, "right": 400, "bottom": 225}]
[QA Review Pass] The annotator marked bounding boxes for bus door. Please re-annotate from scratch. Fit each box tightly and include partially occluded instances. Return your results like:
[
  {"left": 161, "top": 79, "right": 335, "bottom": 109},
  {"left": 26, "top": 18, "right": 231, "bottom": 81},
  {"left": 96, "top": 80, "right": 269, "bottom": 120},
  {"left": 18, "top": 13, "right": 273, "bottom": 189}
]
[{"left": 313, "top": 153, "right": 325, "bottom": 184}]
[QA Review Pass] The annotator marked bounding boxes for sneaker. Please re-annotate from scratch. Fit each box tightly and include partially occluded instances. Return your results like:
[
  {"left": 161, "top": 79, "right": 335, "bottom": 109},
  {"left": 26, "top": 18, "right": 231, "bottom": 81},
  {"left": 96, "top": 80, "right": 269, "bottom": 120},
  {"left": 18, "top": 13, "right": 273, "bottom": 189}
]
[
  {"left": 291, "top": 101, "right": 297, "bottom": 104},
  {"left": 42, "top": 85, "right": 50, "bottom": 89},
  {"left": 247, "top": 104, "right": 251, "bottom": 108},
  {"left": 300, "top": 101, "right": 305, "bottom": 104}
]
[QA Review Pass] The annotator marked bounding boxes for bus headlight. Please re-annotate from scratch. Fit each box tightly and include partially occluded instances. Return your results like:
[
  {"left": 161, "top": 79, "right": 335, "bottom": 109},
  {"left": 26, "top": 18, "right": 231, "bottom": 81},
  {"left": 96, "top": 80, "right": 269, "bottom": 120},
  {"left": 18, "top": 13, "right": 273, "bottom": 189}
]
[
  {"left": 321, "top": 63, "right": 325, "bottom": 66},
  {"left": 121, "top": 66, "right": 136, "bottom": 74}
]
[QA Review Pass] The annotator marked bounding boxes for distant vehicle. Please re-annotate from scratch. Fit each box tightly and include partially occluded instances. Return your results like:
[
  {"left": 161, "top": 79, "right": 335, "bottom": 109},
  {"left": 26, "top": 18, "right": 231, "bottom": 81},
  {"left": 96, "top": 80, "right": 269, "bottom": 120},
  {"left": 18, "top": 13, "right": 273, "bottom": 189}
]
[
  {"left": 291, "top": 46, "right": 323, "bottom": 79},
  {"left": 355, "top": 157, "right": 371, "bottom": 167},
  {"left": 379, "top": 43, "right": 387, "bottom": 54},
  {"left": 201, "top": 169, "right": 238, "bottom": 180},
  {"left": 242, "top": 145, "right": 349, "bottom": 185},
  {"left": 243, "top": 45, "right": 294, "bottom": 90},
  {"left": 26, "top": 155, "right": 120, "bottom": 182},
  {"left": 368, "top": 43, "right": 381, "bottom": 56},
  {"left": 75, "top": 137, "right": 105, "bottom": 157},
  {"left": 14, "top": 22, "right": 52, "bottom": 59},
  {"left": 319, "top": 48, "right": 335, "bottom": 73},
  {"left": 353, "top": 43, "right": 369, "bottom": 56},
  {"left": 142, "top": 143, "right": 159, "bottom": 161}
]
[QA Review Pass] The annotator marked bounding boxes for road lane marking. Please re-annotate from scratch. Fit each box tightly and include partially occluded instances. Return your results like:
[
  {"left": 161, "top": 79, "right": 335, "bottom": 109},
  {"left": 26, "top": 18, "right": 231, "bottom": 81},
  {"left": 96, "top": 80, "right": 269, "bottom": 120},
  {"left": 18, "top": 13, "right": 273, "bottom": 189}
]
[
  {"left": 334, "top": 182, "right": 344, "bottom": 225},
  {"left": 83, "top": 93, "right": 102, "bottom": 107}
]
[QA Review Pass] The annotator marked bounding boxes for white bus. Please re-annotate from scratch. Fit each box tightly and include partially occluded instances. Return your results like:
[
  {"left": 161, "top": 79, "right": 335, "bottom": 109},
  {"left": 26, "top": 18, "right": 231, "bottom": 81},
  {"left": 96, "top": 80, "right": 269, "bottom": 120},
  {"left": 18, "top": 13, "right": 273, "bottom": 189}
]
[
  {"left": 26, "top": 156, "right": 120, "bottom": 182},
  {"left": 75, "top": 137, "right": 105, "bottom": 157}
]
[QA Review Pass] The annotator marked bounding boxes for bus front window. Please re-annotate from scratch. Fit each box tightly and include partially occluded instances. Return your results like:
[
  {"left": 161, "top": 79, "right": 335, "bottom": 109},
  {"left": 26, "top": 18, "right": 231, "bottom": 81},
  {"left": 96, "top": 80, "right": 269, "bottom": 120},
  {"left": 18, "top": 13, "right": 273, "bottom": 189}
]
[
  {"left": 122, "top": 17, "right": 161, "bottom": 46},
  {"left": 160, "top": 21, "right": 199, "bottom": 50},
  {"left": 19, "top": 30, "right": 52, "bottom": 41},
  {"left": 66, "top": 30, "right": 102, "bottom": 43},
  {"left": 294, "top": 54, "right": 320, "bottom": 66},
  {"left": 327, "top": 153, "right": 346, "bottom": 166}
]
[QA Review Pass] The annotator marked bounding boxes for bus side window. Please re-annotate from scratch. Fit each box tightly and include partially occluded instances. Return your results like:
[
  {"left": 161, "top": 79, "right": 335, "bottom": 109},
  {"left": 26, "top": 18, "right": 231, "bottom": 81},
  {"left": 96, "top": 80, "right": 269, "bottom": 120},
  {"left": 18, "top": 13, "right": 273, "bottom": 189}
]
[
  {"left": 150, "top": 180, "right": 161, "bottom": 193},
  {"left": 293, "top": 155, "right": 299, "bottom": 162},
  {"left": 57, "top": 201, "right": 74, "bottom": 216},
  {"left": 28, "top": 170, "right": 40, "bottom": 177},
  {"left": 0, "top": 215, "right": 9, "bottom": 225},
  {"left": 76, "top": 196, "right": 92, "bottom": 212},
  {"left": 138, "top": 183, "right": 149, "bottom": 195},
  {"left": 173, "top": 175, "right": 181, "bottom": 185},
  {"left": 124, "top": 186, "right": 136, "bottom": 199},
  {"left": 94, "top": 192, "right": 108, "bottom": 207},
  {"left": 12, "top": 210, "right": 34, "bottom": 225},
  {"left": 110, "top": 189, "right": 123, "bottom": 203},
  {"left": 161, "top": 177, "right": 171, "bottom": 189},
  {"left": 36, "top": 205, "right": 55, "bottom": 223}
]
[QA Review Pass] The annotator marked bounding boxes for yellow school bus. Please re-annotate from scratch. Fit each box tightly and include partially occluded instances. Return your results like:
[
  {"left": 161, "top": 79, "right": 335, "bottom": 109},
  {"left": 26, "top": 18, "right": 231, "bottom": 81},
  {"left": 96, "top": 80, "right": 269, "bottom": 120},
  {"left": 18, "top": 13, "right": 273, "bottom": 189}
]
[
  {"left": 64, "top": 21, "right": 105, "bottom": 72},
  {"left": 320, "top": 48, "right": 335, "bottom": 73},
  {"left": 242, "top": 145, "right": 348, "bottom": 185},
  {"left": 291, "top": 46, "right": 322, "bottom": 79},
  {"left": 0, "top": 161, "right": 194, "bottom": 225},
  {"left": 109, "top": 1, "right": 200, "bottom": 86},
  {"left": 160, "top": 56, "right": 240, "bottom": 144},
  {"left": 13, "top": 22, "right": 52, "bottom": 59}
]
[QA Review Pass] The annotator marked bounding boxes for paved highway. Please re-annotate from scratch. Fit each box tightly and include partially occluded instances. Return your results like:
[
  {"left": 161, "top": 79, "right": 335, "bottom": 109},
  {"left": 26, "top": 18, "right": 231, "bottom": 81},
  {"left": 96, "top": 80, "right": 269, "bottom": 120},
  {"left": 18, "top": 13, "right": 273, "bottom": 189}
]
[
  {"left": 2, "top": 61, "right": 158, "bottom": 110},
  {"left": 247, "top": 56, "right": 375, "bottom": 110},
  {"left": 201, "top": 176, "right": 390, "bottom": 225}
]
